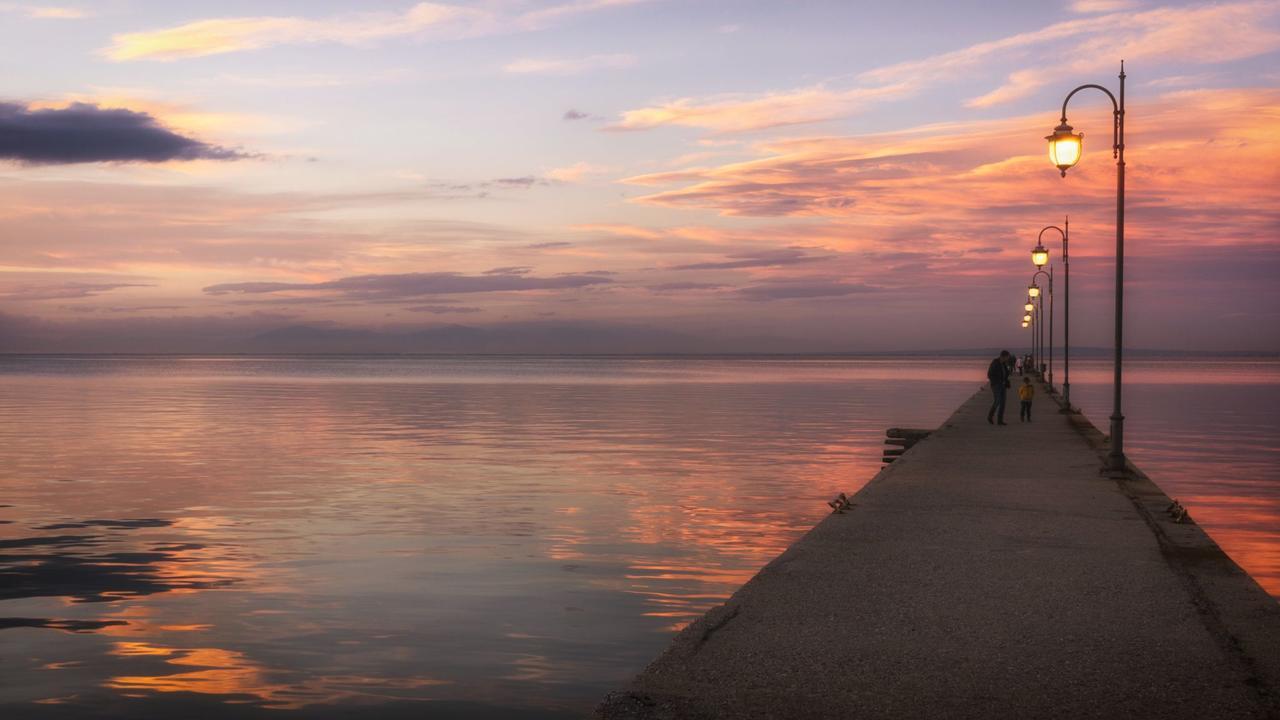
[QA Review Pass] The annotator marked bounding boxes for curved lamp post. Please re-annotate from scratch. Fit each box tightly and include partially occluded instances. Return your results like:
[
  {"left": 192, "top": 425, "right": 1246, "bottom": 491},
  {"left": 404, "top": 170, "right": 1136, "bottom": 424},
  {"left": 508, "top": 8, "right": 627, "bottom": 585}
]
[
  {"left": 1037, "top": 221, "right": 1070, "bottom": 406},
  {"left": 1048, "top": 61, "right": 1126, "bottom": 474}
]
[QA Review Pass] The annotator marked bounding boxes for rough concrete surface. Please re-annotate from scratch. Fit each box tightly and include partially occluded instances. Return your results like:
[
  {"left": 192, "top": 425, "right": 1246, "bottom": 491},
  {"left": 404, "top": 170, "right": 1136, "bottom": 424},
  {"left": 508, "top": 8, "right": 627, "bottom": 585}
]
[{"left": 598, "top": 381, "right": 1280, "bottom": 720}]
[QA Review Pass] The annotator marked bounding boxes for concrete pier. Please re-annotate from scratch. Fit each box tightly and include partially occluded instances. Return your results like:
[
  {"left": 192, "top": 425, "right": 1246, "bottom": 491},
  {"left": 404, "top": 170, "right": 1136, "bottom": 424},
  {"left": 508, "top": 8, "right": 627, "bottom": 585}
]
[{"left": 598, "top": 382, "right": 1280, "bottom": 719}]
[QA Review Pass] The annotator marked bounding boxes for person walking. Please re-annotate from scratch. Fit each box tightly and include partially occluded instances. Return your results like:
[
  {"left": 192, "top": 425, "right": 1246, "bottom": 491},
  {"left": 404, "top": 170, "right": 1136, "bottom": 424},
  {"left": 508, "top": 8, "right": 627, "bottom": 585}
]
[
  {"left": 1019, "top": 376, "right": 1035, "bottom": 423},
  {"left": 987, "top": 350, "right": 1012, "bottom": 426}
]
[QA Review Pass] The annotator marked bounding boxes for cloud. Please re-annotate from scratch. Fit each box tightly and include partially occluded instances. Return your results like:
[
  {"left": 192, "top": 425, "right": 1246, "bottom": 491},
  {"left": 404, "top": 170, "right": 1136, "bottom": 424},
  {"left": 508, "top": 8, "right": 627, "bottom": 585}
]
[
  {"left": 0, "top": 102, "right": 246, "bottom": 164},
  {"left": 608, "top": 83, "right": 912, "bottom": 133},
  {"left": 503, "top": 53, "right": 636, "bottom": 75},
  {"left": 610, "top": 1, "right": 1280, "bottom": 131},
  {"left": 647, "top": 282, "right": 725, "bottom": 292},
  {"left": 966, "top": 70, "right": 1046, "bottom": 109},
  {"left": 105, "top": 1, "right": 652, "bottom": 62},
  {"left": 563, "top": 109, "right": 592, "bottom": 121},
  {"left": 202, "top": 271, "right": 613, "bottom": 299},
  {"left": 1070, "top": 0, "right": 1137, "bottom": 13},
  {"left": 672, "top": 248, "right": 828, "bottom": 271},
  {"left": 0, "top": 4, "right": 87, "bottom": 19},
  {"left": 545, "top": 161, "right": 610, "bottom": 183},
  {"left": 0, "top": 281, "right": 151, "bottom": 301},
  {"left": 405, "top": 304, "right": 483, "bottom": 314},
  {"left": 739, "top": 280, "right": 879, "bottom": 301}
]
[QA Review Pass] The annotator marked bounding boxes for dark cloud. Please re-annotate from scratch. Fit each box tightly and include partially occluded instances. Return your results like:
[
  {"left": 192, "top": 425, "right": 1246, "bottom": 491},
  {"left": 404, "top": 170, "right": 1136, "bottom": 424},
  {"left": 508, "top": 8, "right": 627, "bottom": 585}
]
[
  {"left": 202, "top": 271, "right": 613, "bottom": 299},
  {"left": 0, "top": 281, "right": 152, "bottom": 301},
  {"left": 525, "top": 241, "right": 572, "bottom": 249},
  {"left": 0, "top": 102, "right": 247, "bottom": 165},
  {"left": 673, "top": 248, "right": 828, "bottom": 271},
  {"left": 484, "top": 266, "right": 533, "bottom": 275},
  {"left": 739, "top": 280, "right": 879, "bottom": 301},
  {"left": 493, "top": 176, "right": 541, "bottom": 188},
  {"left": 563, "top": 109, "right": 591, "bottom": 121}
]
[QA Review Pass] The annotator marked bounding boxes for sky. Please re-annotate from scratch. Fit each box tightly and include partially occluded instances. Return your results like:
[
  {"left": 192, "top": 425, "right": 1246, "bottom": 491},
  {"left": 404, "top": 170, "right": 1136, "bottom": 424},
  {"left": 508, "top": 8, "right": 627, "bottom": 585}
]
[{"left": 0, "top": 0, "right": 1277, "bottom": 353}]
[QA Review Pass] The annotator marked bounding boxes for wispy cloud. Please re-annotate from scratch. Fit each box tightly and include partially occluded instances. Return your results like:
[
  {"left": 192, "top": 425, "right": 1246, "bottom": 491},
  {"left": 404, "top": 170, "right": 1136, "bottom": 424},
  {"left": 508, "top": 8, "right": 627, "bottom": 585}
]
[
  {"left": 0, "top": 4, "right": 88, "bottom": 19},
  {"left": 0, "top": 281, "right": 151, "bottom": 301},
  {"left": 545, "top": 161, "right": 610, "bottom": 183},
  {"left": 607, "top": 83, "right": 912, "bottom": 133},
  {"left": 1069, "top": 0, "right": 1138, "bottom": 13},
  {"left": 503, "top": 53, "right": 636, "bottom": 75},
  {"left": 105, "top": 1, "right": 653, "bottom": 61},
  {"left": 611, "top": 1, "right": 1280, "bottom": 132},
  {"left": 966, "top": 70, "right": 1046, "bottom": 109},
  {"left": 739, "top": 279, "right": 878, "bottom": 301},
  {"left": 672, "top": 248, "right": 827, "bottom": 271},
  {"left": 203, "top": 271, "right": 613, "bottom": 299}
]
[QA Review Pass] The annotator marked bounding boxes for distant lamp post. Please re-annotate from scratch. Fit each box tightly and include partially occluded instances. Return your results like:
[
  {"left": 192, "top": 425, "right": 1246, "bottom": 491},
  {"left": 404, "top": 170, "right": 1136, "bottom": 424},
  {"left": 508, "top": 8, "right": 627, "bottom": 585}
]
[
  {"left": 1031, "top": 270, "right": 1051, "bottom": 377},
  {"left": 1050, "top": 61, "right": 1127, "bottom": 474},
  {"left": 1038, "top": 221, "right": 1070, "bottom": 406}
]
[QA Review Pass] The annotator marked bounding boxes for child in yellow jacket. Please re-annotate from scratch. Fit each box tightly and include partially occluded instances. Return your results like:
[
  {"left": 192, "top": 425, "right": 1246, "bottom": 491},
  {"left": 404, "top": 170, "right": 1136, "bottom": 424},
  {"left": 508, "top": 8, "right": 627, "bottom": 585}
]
[{"left": 1018, "top": 377, "right": 1035, "bottom": 422}]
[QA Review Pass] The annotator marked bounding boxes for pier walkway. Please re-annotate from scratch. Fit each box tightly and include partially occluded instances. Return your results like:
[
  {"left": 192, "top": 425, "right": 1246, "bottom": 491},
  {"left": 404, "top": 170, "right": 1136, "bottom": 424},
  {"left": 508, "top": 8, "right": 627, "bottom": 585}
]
[{"left": 599, "top": 381, "right": 1280, "bottom": 719}]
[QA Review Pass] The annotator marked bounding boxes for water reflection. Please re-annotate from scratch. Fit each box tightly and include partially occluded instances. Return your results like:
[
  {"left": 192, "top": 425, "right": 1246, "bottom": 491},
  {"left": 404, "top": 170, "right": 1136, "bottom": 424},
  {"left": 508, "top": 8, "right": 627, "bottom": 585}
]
[{"left": 0, "top": 356, "right": 1275, "bottom": 717}]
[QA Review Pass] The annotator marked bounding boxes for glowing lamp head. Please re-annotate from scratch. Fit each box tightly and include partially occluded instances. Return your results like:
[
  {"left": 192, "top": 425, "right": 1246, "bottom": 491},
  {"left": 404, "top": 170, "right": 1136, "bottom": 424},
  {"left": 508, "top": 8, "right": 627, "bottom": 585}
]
[
  {"left": 1031, "top": 243, "right": 1049, "bottom": 268},
  {"left": 1046, "top": 121, "right": 1082, "bottom": 177},
  {"left": 1021, "top": 321, "right": 1030, "bottom": 328},
  {"left": 1024, "top": 302, "right": 1034, "bottom": 312},
  {"left": 1023, "top": 314, "right": 1032, "bottom": 323},
  {"left": 1028, "top": 284, "right": 1041, "bottom": 298}
]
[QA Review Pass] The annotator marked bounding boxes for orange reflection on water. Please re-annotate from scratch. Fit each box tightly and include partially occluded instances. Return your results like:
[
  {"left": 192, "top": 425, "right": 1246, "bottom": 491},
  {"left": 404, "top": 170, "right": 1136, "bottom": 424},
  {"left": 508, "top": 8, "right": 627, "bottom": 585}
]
[
  {"left": 106, "top": 641, "right": 450, "bottom": 709},
  {"left": 1176, "top": 495, "right": 1280, "bottom": 597}
]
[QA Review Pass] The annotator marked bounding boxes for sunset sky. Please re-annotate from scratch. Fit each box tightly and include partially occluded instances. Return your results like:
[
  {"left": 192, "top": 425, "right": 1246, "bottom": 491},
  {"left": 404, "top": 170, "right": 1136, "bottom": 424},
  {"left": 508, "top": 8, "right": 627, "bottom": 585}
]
[{"left": 1, "top": 0, "right": 1277, "bottom": 352}]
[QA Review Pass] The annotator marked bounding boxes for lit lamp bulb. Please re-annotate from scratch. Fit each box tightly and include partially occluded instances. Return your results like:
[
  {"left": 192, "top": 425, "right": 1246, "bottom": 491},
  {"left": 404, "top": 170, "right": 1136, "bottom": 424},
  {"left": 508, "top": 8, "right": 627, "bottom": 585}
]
[
  {"left": 1023, "top": 314, "right": 1032, "bottom": 323},
  {"left": 1046, "top": 121, "right": 1082, "bottom": 177},
  {"left": 1024, "top": 302, "right": 1034, "bottom": 312},
  {"left": 1028, "top": 284, "right": 1041, "bottom": 298},
  {"left": 1021, "top": 321, "right": 1030, "bottom": 328},
  {"left": 1031, "top": 243, "right": 1049, "bottom": 268}
]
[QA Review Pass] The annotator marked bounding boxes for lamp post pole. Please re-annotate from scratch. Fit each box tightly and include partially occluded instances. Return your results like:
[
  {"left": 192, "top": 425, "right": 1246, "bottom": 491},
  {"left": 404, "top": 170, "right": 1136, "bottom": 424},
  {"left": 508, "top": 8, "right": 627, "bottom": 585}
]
[
  {"left": 1031, "top": 269, "right": 1050, "bottom": 380},
  {"left": 1036, "top": 221, "right": 1068, "bottom": 399},
  {"left": 1048, "top": 62, "right": 1126, "bottom": 474}
]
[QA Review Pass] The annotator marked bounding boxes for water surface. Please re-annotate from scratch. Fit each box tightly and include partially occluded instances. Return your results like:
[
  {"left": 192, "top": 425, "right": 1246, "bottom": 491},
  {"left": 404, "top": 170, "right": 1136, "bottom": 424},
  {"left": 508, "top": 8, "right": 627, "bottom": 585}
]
[{"left": 0, "top": 356, "right": 1274, "bottom": 718}]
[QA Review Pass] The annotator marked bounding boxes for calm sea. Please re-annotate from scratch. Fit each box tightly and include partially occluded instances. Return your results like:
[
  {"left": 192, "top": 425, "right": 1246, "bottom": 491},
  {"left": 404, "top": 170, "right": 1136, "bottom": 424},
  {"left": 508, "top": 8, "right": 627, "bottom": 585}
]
[{"left": 0, "top": 356, "right": 1275, "bottom": 718}]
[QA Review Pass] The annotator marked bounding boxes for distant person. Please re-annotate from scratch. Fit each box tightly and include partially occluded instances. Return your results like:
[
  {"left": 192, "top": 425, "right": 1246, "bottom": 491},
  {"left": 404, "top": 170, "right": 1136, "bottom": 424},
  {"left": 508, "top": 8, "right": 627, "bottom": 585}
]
[
  {"left": 1019, "top": 376, "right": 1035, "bottom": 423},
  {"left": 987, "top": 350, "right": 1012, "bottom": 425},
  {"left": 1015, "top": 356, "right": 1023, "bottom": 376}
]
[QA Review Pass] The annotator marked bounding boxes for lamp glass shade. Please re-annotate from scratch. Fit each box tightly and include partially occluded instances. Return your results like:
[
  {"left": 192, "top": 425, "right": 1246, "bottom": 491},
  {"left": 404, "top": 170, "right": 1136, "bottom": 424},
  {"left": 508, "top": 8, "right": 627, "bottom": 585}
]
[
  {"left": 1031, "top": 244, "right": 1049, "bottom": 267},
  {"left": 1021, "top": 321, "right": 1029, "bottom": 328},
  {"left": 1028, "top": 285, "right": 1041, "bottom": 298},
  {"left": 1023, "top": 315, "right": 1033, "bottom": 323},
  {"left": 1046, "top": 122, "right": 1082, "bottom": 175},
  {"left": 1024, "top": 302, "right": 1034, "bottom": 312}
]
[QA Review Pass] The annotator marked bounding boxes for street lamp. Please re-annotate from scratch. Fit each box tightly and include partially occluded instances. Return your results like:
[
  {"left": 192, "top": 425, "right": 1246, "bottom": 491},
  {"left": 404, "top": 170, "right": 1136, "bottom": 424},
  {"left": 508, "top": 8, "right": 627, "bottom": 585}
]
[
  {"left": 1038, "top": 221, "right": 1070, "bottom": 406},
  {"left": 1028, "top": 283, "right": 1041, "bottom": 298},
  {"left": 1032, "top": 242, "right": 1049, "bottom": 268},
  {"left": 1049, "top": 61, "right": 1127, "bottom": 474},
  {"left": 1024, "top": 302, "right": 1034, "bottom": 312},
  {"left": 1023, "top": 314, "right": 1032, "bottom": 323}
]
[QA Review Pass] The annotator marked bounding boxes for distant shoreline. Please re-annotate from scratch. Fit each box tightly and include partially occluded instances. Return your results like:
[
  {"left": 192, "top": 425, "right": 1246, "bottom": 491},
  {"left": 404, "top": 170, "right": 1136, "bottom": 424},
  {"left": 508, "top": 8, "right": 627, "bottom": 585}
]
[{"left": 1, "top": 351, "right": 1276, "bottom": 360}]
